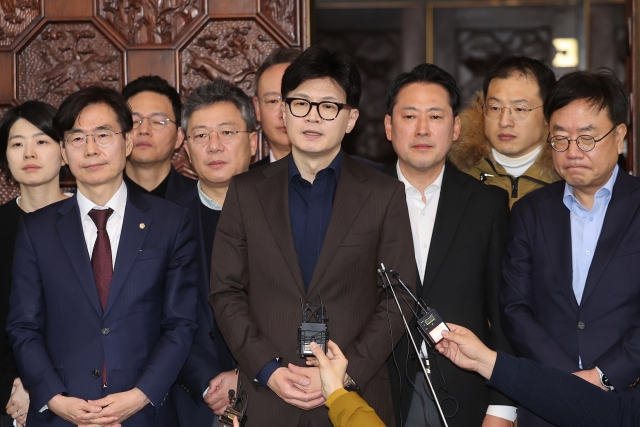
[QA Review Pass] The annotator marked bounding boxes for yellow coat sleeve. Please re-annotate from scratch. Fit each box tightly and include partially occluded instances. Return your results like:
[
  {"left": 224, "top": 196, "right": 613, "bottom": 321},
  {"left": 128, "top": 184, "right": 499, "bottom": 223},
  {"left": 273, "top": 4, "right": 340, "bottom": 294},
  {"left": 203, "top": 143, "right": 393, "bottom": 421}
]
[{"left": 326, "top": 389, "right": 386, "bottom": 427}]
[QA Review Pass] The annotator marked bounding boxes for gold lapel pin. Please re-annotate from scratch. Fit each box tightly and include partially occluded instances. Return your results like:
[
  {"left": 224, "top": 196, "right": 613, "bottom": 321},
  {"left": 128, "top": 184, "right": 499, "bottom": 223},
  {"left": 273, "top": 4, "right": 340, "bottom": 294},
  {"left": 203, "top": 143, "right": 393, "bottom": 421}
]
[{"left": 139, "top": 223, "right": 146, "bottom": 229}]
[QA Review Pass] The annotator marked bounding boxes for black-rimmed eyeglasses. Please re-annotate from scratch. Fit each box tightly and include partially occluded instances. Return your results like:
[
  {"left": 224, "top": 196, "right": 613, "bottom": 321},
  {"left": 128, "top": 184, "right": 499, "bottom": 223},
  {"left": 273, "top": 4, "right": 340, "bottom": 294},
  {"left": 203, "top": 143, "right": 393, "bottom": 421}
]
[
  {"left": 285, "top": 98, "right": 351, "bottom": 121},
  {"left": 548, "top": 125, "right": 617, "bottom": 152}
]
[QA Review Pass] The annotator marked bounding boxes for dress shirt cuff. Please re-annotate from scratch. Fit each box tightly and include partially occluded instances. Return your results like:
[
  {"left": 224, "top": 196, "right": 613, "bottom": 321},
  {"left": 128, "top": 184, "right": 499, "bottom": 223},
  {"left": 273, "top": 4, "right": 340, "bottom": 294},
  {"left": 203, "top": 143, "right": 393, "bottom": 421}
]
[
  {"left": 39, "top": 405, "right": 48, "bottom": 412},
  {"left": 486, "top": 405, "right": 517, "bottom": 422},
  {"left": 203, "top": 387, "right": 209, "bottom": 398},
  {"left": 255, "top": 359, "right": 281, "bottom": 387}
]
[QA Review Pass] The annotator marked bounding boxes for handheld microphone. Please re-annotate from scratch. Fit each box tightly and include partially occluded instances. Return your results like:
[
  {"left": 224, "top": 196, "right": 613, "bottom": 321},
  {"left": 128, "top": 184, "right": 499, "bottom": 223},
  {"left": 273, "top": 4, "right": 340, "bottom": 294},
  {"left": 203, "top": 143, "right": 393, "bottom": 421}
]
[
  {"left": 379, "top": 263, "right": 449, "bottom": 427},
  {"left": 388, "top": 269, "right": 449, "bottom": 347},
  {"left": 297, "top": 295, "right": 329, "bottom": 358},
  {"left": 219, "top": 379, "right": 248, "bottom": 426}
]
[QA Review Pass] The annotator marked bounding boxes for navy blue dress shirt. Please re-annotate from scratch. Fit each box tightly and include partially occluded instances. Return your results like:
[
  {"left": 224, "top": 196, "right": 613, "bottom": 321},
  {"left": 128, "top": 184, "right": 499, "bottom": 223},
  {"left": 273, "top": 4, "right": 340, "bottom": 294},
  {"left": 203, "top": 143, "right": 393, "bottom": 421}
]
[{"left": 255, "top": 152, "right": 343, "bottom": 387}]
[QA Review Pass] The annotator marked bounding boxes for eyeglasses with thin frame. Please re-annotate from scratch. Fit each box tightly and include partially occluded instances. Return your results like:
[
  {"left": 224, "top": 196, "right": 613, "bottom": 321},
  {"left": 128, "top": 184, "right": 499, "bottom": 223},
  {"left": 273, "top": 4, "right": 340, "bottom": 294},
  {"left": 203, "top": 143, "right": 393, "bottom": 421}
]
[
  {"left": 483, "top": 103, "right": 543, "bottom": 122},
  {"left": 548, "top": 125, "right": 617, "bottom": 153},
  {"left": 64, "top": 129, "right": 124, "bottom": 150},
  {"left": 257, "top": 95, "right": 283, "bottom": 111},
  {"left": 132, "top": 114, "right": 176, "bottom": 130},
  {"left": 187, "top": 129, "right": 251, "bottom": 146},
  {"left": 285, "top": 97, "right": 351, "bottom": 121}
]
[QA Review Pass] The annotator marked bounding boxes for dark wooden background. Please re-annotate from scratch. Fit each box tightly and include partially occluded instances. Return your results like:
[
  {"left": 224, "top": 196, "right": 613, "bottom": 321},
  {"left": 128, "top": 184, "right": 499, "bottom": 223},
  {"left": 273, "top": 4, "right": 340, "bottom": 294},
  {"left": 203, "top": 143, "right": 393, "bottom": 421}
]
[{"left": 0, "top": 0, "right": 309, "bottom": 203}]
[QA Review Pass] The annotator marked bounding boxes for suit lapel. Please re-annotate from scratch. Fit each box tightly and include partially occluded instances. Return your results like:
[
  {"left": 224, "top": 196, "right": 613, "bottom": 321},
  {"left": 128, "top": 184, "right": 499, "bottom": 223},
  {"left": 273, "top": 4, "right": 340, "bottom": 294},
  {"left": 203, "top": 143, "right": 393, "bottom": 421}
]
[
  {"left": 539, "top": 185, "right": 575, "bottom": 308},
  {"left": 422, "top": 166, "right": 469, "bottom": 295},
  {"left": 256, "top": 158, "right": 306, "bottom": 295},
  {"left": 106, "top": 190, "right": 151, "bottom": 315},
  {"left": 307, "top": 156, "right": 372, "bottom": 295},
  {"left": 56, "top": 196, "right": 103, "bottom": 316},
  {"left": 581, "top": 171, "right": 640, "bottom": 305}
]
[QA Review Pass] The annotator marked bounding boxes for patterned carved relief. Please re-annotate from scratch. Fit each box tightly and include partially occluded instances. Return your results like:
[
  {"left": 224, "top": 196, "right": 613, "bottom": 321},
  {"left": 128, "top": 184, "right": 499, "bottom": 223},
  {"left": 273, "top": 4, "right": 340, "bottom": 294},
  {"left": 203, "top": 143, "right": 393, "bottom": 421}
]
[
  {"left": 260, "top": 0, "right": 296, "bottom": 43},
  {"left": 17, "top": 22, "right": 123, "bottom": 106},
  {"left": 180, "top": 19, "right": 281, "bottom": 96},
  {"left": 457, "top": 28, "right": 551, "bottom": 104},
  {"left": 0, "top": 0, "right": 39, "bottom": 47},
  {"left": 99, "top": 0, "right": 204, "bottom": 45},
  {"left": 171, "top": 146, "right": 196, "bottom": 179},
  {"left": 0, "top": 174, "right": 20, "bottom": 204}
]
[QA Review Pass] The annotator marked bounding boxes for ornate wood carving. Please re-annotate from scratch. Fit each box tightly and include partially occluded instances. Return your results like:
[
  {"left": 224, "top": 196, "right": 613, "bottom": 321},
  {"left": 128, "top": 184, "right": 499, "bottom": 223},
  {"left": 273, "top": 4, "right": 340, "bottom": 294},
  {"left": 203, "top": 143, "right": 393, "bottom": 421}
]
[
  {"left": 171, "top": 145, "right": 196, "bottom": 179},
  {"left": 0, "top": 173, "right": 20, "bottom": 204},
  {"left": 17, "top": 22, "right": 123, "bottom": 106},
  {"left": 98, "top": 0, "right": 204, "bottom": 45},
  {"left": 0, "top": 0, "right": 39, "bottom": 47},
  {"left": 180, "top": 19, "right": 281, "bottom": 96},
  {"left": 260, "top": 0, "right": 297, "bottom": 44}
]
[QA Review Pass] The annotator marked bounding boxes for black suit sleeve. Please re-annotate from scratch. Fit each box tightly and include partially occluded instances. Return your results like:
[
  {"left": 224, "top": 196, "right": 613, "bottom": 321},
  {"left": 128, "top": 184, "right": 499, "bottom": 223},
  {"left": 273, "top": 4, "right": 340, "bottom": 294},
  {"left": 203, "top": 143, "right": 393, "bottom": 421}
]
[
  {"left": 484, "top": 190, "right": 516, "bottom": 407},
  {"left": 489, "top": 352, "right": 640, "bottom": 427}
]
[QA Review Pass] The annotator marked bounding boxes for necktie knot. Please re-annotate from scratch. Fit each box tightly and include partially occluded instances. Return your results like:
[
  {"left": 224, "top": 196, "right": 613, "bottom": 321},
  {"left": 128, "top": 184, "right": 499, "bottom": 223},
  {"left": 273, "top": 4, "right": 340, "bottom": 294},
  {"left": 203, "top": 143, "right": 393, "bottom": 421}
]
[{"left": 89, "top": 208, "right": 113, "bottom": 230}]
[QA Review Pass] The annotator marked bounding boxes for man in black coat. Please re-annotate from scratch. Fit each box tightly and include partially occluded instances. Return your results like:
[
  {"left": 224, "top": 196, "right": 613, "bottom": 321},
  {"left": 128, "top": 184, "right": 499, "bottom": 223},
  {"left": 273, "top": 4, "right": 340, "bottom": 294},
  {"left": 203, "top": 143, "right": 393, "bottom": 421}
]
[
  {"left": 385, "top": 64, "right": 515, "bottom": 427},
  {"left": 122, "top": 75, "right": 196, "bottom": 201}
]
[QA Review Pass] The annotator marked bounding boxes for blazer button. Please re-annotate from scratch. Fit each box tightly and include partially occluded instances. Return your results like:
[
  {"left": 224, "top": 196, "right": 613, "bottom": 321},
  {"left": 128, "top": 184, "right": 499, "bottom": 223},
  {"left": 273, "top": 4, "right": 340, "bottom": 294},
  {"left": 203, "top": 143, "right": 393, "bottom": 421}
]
[
  {"left": 102, "top": 328, "right": 110, "bottom": 335},
  {"left": 209, "top": 331, "right": 215, "bottom": 340},
  {"left": 577, "top": 321, "right": 585, "bottom": 330},
  {"left": 92, "top": 370, "right": 100, "bottom": 378}
]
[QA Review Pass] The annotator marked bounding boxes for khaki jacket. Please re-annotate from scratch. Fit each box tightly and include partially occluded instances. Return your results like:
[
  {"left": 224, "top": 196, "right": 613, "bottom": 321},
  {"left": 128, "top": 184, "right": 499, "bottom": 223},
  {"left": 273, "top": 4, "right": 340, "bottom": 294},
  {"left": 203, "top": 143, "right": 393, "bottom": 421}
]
[{"left": 449, "top": 92, "right": 560, "bottom": 208}]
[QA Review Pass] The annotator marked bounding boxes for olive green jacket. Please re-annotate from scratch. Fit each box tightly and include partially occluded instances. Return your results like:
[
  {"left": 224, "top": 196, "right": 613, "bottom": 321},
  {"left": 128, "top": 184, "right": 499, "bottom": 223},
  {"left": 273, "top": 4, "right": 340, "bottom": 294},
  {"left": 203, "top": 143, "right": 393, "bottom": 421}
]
[{"left": 449, "top": 92, "right": 560, "bottom": 208}]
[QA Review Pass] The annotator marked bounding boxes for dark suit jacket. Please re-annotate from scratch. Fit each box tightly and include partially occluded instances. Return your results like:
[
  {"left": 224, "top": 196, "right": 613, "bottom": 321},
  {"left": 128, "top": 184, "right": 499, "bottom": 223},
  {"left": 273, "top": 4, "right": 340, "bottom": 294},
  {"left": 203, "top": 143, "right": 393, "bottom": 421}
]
[
  {"left": 388, "top": 164, "right": 515, "bottom": 427},
  {"left": 489, "top": 352, "right": 640, "bottom": 427},
  {"left": 166, "top": 166, "right": 197, "bottom": 202},
  {"left": 249, "top": 155, "right": 270, "bottom": 170},
  {"left": 172, "top": 188, "right": 236, "bottom": 427},
  {"left": 210, "top": 153, "right": 416, "bottom": 427},
  {"left": 500, "top": 168, "right": 640, "bottom": 427},
  {"left": 6, "top": 186, "right": 199, "bottom": 427}
]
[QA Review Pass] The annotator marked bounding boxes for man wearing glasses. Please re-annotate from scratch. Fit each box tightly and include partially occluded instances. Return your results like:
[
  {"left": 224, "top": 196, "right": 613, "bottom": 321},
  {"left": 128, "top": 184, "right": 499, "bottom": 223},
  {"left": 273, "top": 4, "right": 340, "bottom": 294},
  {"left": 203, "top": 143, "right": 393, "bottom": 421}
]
[
  {"left": 449, "top": 56, "right": 559, "bottom": 207},
  {"left": 500, "top": 70, "right": 640, "bottom": 427},
  {"left": 171, "top": 78, "right": 255, "bottom": 427},
  {"left": 122, "top": 75, "right": 196, "bottom": 201},
  {"left": 251, "top": 47, "right": 301, "bottom": 168},
  {"left": 210, "top": 46, "right": 416, "bottom": 426},
  {"left": 6, "top": 86, "right": 198, "bottom": 427}
]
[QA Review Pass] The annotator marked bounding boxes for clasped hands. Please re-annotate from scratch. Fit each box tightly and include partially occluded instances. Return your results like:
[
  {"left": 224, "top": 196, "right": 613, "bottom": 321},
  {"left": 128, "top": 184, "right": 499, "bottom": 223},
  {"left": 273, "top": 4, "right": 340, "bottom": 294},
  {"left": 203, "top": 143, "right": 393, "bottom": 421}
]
[
  {"left": 267, "top": 343, "right": 341, "bottom": 410},
  {"left": 47, "top": 387, "right": 149, "bottom": 427}
]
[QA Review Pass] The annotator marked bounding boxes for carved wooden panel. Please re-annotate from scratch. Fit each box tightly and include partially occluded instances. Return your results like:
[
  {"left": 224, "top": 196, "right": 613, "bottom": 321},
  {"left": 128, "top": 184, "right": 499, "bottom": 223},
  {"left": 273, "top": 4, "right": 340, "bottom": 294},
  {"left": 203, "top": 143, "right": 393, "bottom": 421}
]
[
  {"left": 97, "top": 0, "right": 205, "bottom": 45},
  {"left": 17, "top": 22, "right": 123, "bottom": 106},
  {"left": 260, "top": 0, "right": 297, "bottom": 44},
  {"left": 0, "top": 0, "right": 307, "bottom": 203},
  {"left": 0, "top": 175, "right": 20, "bottom": 202},
  {"left": 0, "top": 0, "right": 40, "bottom": 47},
  {"left": 180, "top": 19, "right": 282, "bottom": 96}
]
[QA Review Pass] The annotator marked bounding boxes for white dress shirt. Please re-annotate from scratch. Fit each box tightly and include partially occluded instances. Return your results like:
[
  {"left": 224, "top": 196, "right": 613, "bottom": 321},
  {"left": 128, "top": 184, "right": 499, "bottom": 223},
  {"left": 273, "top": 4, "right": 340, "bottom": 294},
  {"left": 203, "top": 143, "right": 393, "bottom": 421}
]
[
  {"left": 397, "top": 162, "right": 517, "bottom": 423},
  {"left": 76, "top": 181, "right": 128, "bottom": 266}
]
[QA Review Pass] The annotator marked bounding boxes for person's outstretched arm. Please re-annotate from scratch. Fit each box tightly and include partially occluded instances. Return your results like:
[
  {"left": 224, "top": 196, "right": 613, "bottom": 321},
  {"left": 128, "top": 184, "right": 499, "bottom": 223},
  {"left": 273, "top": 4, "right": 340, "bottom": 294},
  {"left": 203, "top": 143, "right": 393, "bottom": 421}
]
[
  {"left": 436, "top": 324, "right": 640, "bottom": 427},
  {"left": 308, "top": 341, "right": 386, "bottom": 427}
]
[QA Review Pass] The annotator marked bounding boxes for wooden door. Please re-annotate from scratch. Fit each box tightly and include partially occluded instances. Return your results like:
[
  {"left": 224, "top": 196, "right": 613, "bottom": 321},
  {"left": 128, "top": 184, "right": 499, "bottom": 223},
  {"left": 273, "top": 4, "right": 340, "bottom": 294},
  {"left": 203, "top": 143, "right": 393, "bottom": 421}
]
[{"left": 0, "top": 0, "right": 309, "bottom": 203}]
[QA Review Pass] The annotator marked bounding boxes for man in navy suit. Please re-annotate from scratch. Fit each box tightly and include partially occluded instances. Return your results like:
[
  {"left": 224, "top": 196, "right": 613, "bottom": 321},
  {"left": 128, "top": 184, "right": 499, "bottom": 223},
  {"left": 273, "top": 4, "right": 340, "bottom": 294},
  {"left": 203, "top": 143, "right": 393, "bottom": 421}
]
[
  {"left": 172, "top": 79, "right": 256, "bottom": 426},
  {"left": 500, "top": 70, "right": 640, "bottom": 427},
  {"left": 6, "top": 87, "right": 198, "bottom": 427}
]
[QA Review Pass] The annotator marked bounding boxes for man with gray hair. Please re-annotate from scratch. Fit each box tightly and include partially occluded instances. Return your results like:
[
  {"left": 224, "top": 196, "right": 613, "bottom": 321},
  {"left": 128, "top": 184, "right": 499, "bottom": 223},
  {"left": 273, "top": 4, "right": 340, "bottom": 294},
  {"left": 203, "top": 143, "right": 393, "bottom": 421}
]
[{"left": 172, "top": 78, "right": 257, "bottom": 427}]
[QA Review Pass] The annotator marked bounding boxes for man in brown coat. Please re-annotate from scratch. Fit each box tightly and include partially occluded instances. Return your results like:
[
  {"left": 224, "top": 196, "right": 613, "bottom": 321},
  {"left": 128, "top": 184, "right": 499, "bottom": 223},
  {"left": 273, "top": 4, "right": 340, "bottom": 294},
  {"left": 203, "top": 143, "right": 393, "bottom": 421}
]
[{"left": 210, "top": 46, "right": 416, "bottom": 427}]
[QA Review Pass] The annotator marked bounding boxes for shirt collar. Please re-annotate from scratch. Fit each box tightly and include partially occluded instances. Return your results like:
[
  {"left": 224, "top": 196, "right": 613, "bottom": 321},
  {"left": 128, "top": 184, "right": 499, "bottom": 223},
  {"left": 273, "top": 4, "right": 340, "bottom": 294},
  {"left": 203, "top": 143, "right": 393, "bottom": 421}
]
[
  {"left": 288, "top": 151, "right": 343, "bottom": 183},
  {"left": 396, "top": 161, "right": 445, "bottom": 197},
  {"left": 197, "top": 181, "right": 223, "bottom": 211},
  {"left": 77, "top": 180, "right": 127, "bottom": 219},
  {"left": 563, "top": 164, "right": 618, "bottom": 211}
]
